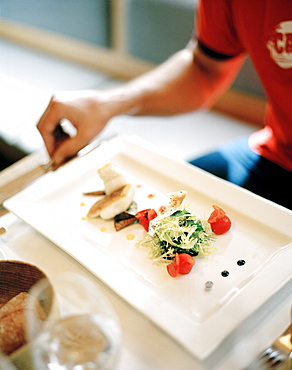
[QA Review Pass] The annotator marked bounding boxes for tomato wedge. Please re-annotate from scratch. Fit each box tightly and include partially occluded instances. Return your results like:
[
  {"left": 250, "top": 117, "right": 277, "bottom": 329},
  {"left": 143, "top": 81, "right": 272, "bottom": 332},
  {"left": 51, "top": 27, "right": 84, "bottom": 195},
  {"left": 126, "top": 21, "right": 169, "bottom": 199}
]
[
  {"left": 208, "top": 205, "right": 231, "bottom": 235},
  {"left": 135, "top": 208, "right": 157, "bottom": 231},
  {"left": 178, "top": 253, "right": 196, "bottom": 274},
  {"left": 166, "top": 254, "right": 180, "bottom": 277},
  {"left": 167, "top": 253, "right": 195, "bottom": 277}
]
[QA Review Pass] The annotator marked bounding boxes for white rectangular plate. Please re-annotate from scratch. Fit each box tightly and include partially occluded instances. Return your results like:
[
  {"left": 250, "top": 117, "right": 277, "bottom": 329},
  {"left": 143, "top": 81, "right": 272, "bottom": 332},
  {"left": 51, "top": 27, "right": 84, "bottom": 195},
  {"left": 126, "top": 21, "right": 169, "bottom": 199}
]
[{"left": 4, "top": 135, "right": 292, "bottom": 359}]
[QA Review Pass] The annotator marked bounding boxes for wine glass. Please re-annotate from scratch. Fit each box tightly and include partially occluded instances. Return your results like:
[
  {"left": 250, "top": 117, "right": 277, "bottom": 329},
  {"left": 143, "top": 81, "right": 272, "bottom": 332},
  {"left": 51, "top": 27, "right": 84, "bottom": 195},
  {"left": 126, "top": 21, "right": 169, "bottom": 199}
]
[{"left": 27, "top": 272, "right": 122, "bottom": 370}]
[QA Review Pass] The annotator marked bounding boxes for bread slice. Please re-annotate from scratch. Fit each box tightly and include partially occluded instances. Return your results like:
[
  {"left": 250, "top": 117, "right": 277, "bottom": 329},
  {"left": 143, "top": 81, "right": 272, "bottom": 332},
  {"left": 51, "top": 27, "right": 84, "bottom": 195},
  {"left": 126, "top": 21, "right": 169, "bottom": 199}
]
[
  {"left": 87, "top": 184, "right": 135, "bottom": 220},
  {"left": 0, "top": 292, "right": 46, "bottom": 355}
]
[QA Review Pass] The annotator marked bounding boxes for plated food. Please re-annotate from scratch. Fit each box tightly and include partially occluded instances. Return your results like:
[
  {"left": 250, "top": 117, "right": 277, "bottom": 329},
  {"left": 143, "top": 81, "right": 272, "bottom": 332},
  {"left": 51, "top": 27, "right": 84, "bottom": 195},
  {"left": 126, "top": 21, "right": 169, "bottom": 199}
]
[
  {"left": 84, "top": 163, "right": 232, "bottom": 278},
  {"left": 87, "top": 163, "right": 135, "bottom": 220},
  {"left": 139, "top": 191, "right": 231, "bottom": 277},
  {"left": 5, "top": 136, "right": 290, "bottom": 361}
]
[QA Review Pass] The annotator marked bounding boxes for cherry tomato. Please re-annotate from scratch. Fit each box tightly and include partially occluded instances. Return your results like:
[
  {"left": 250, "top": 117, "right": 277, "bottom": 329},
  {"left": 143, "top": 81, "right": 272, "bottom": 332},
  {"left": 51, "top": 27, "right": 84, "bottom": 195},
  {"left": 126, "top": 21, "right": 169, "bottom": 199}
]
[
  {"left": 166, "top": 253, "right": 195, "bottom": 277},
  {"left": 135, "top": 208, "right": 157, "bottom": 231},
  {"left": 166, "top": 254, "right": 180, "bottom": 277},
  {"left": 178, "top": 253, "right": 196, "bottom": 274},
  {"left": 208, "top": 205, "right": 231, "bottom": 235}
]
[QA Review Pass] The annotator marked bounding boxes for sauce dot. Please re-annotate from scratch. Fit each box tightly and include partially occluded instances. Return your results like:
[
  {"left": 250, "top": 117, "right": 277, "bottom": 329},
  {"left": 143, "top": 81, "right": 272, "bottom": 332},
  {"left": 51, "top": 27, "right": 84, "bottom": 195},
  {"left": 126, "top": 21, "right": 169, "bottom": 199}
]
[
  {"left": 100, "top": 227, "right": 107, "bottom": 232},
  {"left": 205, "top": 281, "right": 213, "bottom": 290},
  {"left": 237, "top": 259, "right": 246, "bottom": 266},
  {"left": 80, "top": 202, "right": 86, "bottom": 206},
  {"left": 147, "top": 193, "right": 155, "bottom": 199},
  {"left": 221, "top": 270, "right": 229, "bottom": 277},
  {"left": 126, "top": 234, "right": 135, "bottom": 241}
]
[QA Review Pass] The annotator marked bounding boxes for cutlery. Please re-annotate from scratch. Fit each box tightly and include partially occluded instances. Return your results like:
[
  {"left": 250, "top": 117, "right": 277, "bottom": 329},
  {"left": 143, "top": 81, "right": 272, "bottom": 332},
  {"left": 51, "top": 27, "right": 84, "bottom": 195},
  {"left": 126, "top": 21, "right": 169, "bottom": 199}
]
[
  {"left": 260, "top": 346, "right": 288, "bottom": 368},
  {"left": 0, "top": 126, "right": 117, "bottom": 212},
  {"left": 0, "top": 162, "right": 52, "bottom": 209},
  {"left": 245, "top": 335, "right": 291, "bottom": 370}
]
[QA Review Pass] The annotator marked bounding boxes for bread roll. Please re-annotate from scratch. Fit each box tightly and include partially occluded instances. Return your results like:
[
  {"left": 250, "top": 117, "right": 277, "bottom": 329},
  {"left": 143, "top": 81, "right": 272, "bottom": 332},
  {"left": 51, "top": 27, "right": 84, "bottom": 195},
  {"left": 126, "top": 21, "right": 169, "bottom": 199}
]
[{"left": 0, "top": 292, "right": 46, "bottom": 355}]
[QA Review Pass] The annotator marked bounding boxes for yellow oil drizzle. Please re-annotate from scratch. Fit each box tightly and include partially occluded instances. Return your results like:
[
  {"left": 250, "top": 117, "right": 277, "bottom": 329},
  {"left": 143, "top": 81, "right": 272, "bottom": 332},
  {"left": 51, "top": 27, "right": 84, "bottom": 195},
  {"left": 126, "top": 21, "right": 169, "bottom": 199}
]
[{"left": 126, "top": 234, "right": 135, "bottom": 241}]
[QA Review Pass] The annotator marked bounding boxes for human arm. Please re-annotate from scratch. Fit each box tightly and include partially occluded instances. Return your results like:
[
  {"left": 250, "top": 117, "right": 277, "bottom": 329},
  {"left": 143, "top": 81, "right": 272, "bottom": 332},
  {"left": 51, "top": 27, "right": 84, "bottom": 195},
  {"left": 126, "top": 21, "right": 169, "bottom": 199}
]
[{"left": 37, "top": 41, "right": 245, "bottom": 167}]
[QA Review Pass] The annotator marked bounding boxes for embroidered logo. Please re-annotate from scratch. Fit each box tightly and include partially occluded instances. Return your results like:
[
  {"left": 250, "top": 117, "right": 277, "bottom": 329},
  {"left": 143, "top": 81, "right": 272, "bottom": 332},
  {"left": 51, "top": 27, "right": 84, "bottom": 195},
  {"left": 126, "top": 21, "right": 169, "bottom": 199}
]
[{"left": 266, "top": 20, "right": 292, "bottom": 69}]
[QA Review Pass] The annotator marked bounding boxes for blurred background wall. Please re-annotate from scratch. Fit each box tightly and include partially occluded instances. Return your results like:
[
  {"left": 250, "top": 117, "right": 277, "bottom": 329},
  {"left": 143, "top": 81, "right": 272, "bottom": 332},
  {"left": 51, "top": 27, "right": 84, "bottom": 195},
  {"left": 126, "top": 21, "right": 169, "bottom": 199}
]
[
  {"left": 0, "top": 0, "right": 265, "bottom": 99},
  {"left": 0, "top": 0, "right": 111, "bottom": 47}
]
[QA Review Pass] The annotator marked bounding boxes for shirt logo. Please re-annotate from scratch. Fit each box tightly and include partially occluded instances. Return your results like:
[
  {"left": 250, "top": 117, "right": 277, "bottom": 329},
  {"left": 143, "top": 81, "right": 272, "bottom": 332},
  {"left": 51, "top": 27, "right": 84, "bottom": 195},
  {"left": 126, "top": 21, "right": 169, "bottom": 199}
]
[{"left": 266, "top": 20, "right": 292, "bottom": 69}]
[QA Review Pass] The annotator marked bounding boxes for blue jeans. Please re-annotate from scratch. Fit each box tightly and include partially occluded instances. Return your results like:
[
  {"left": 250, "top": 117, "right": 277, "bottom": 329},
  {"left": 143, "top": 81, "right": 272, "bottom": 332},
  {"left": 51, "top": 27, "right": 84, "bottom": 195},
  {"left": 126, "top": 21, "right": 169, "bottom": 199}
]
[{"left": 189, "top": 137, "right": 292, "bottom": 210}]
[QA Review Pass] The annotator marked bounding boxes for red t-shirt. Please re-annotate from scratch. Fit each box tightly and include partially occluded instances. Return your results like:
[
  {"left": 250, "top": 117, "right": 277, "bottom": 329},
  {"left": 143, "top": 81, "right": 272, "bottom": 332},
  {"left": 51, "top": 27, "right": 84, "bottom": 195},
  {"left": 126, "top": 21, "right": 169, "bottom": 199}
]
[{"left": 196, "top": 0, "right": 292, "bottom": 170}]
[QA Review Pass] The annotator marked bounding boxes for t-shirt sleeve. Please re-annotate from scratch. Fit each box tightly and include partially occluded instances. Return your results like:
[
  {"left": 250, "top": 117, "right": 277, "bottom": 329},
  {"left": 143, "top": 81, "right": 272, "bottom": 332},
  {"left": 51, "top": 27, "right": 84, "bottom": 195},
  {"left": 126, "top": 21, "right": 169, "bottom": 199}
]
[{"left": 195, "top": 0, "right": 244, "bottom": 59}]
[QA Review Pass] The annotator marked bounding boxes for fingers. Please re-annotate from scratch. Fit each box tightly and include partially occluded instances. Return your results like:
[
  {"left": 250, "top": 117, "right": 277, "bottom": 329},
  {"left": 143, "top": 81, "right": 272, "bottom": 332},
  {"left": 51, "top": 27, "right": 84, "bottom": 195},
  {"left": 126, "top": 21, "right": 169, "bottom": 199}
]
[
  {"left": 37, "top": 96, "right": 66, "bottom": 157},
  {"left": 51, "top": 134, "right": 90, "bottom": 169},
  {"left": 37, "top": 94, "right": 83, "bottom": 164},
  {"left": 52, "top": 125, "right": 70, "bottom": 142},
  {"left": 37, "top": 90, "right": 108, "bottom": 168}
]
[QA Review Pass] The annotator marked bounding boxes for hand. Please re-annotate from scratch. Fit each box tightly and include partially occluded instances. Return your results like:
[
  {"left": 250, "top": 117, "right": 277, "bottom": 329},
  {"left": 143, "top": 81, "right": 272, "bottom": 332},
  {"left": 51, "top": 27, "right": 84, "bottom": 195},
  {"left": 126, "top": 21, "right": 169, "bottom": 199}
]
[{"left": 37, "top": 90, "right": 112, "bottom": 168}]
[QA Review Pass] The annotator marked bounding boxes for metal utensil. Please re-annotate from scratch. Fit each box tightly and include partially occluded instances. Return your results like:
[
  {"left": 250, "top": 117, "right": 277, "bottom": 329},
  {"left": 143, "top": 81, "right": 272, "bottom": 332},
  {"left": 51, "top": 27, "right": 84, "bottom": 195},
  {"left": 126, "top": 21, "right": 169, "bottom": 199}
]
[
  {"left": 0, "top": 163, "right": 51, "bottom": 207},
  {"left": 0, "top": 124, "right": 67, "bottom": 207},
  {"left": 260, "top": 346, "right": 288, "bottom": 368},
  {"left": 0, "top": 128, "right": 117, "bottom": 212},
  {"left": 245, "top": 344, "right": 291, "bottom": 369}
]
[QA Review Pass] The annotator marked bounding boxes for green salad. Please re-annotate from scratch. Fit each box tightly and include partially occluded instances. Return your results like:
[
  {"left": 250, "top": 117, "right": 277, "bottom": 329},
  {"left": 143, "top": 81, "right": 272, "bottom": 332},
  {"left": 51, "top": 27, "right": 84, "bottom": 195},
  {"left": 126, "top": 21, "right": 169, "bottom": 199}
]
[{"left": 141, "top": 208, "right": 215, "bottom": 264}]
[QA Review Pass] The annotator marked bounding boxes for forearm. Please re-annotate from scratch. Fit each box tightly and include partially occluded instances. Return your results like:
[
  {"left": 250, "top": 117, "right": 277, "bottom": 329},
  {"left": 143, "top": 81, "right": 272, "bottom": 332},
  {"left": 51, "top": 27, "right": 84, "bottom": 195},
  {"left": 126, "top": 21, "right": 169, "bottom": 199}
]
[
  {"left": 37, "top": 42, "right": 244, "bottom": 167},
  {"left": 103, "top": 42, "right": 244, "bottom": 118}
]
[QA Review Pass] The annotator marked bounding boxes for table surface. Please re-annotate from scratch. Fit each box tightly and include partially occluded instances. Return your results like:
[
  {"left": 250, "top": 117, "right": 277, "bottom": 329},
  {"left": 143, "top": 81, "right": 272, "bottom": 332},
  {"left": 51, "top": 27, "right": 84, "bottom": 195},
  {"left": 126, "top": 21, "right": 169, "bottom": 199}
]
[{"left": 0, "top": 150, "right": 291, "bottom": 370}]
